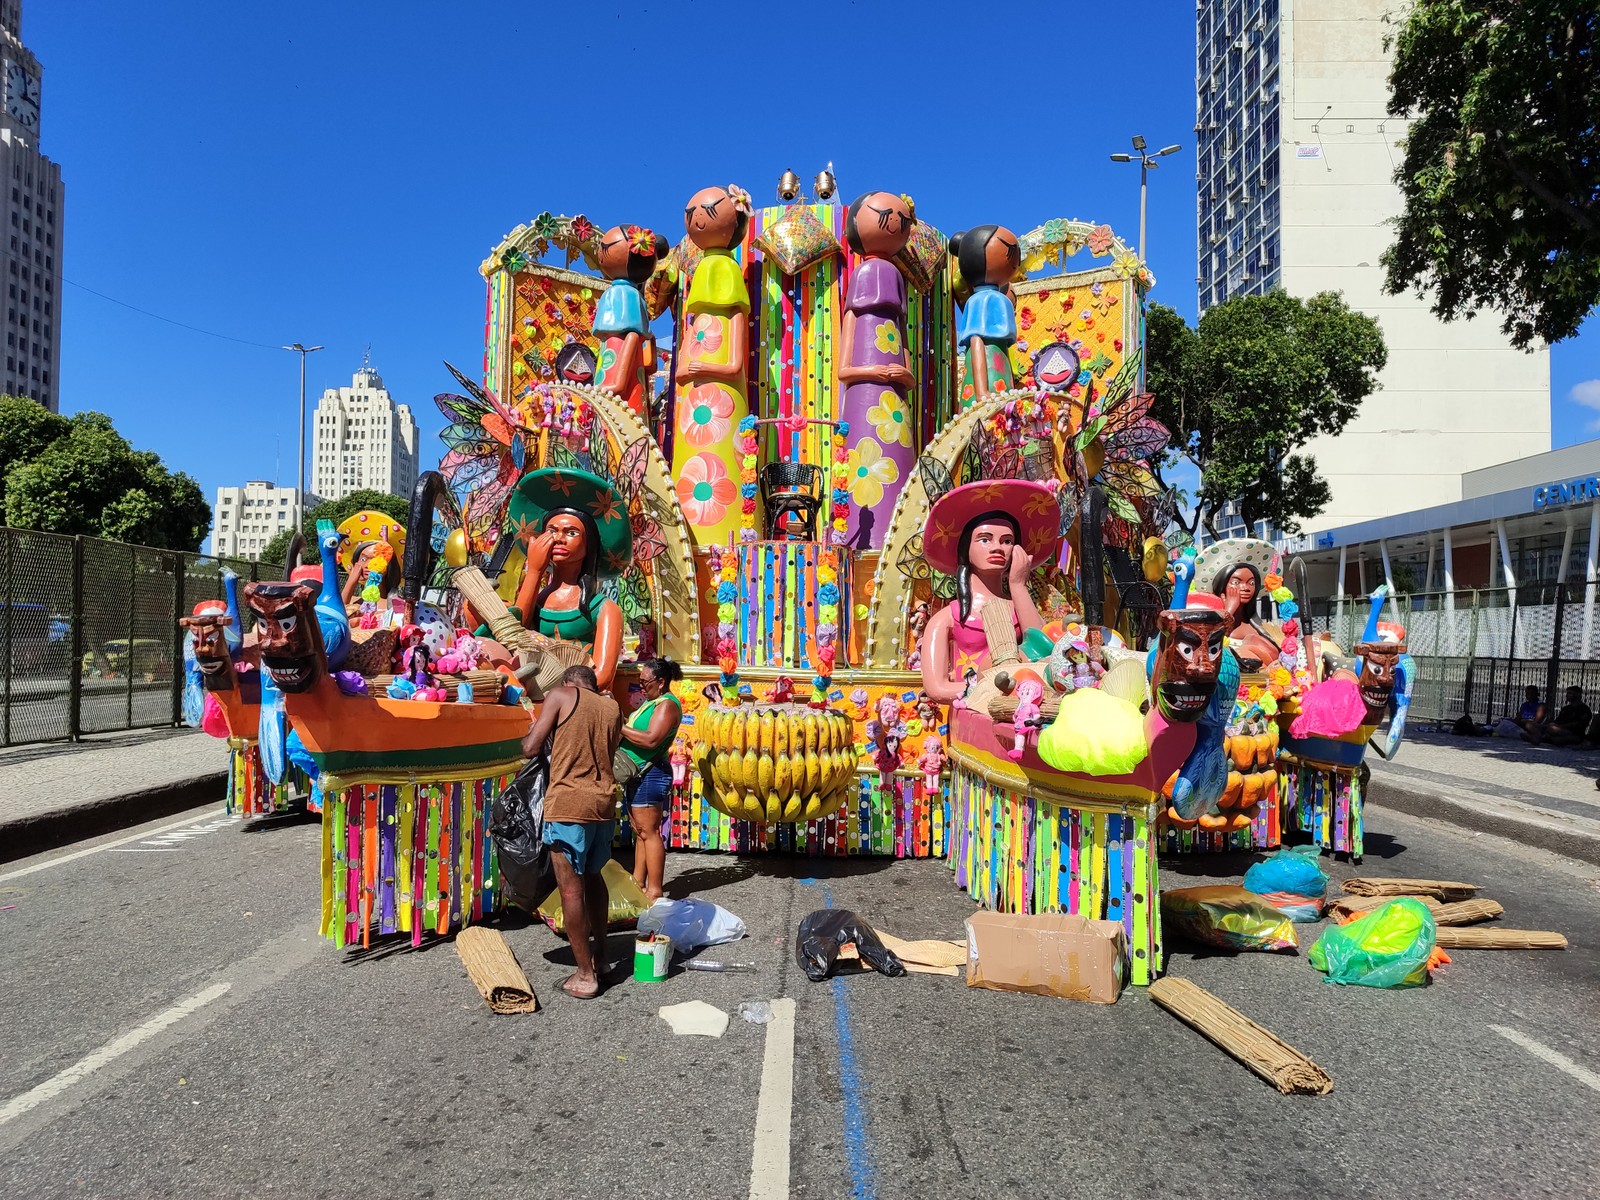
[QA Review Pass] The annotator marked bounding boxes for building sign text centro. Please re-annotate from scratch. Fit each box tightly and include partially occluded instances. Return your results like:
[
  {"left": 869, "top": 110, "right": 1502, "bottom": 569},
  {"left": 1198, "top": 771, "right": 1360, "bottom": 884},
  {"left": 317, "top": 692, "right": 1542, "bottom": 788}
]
[{"left": 1532, "top": 475, "right": 1600, "bottom": 511}]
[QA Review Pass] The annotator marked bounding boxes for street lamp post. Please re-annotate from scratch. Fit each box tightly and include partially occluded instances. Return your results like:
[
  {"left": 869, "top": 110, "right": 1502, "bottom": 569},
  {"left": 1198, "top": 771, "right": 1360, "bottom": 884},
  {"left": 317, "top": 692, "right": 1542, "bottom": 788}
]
[
  {"left": 282, "top": 343, "right": 324, "bottom": 537},
  {"left": 1109, "top": 134, "right": 1181, "bottom": 261},
  {"left": 1110, "top": 136, "right": 1180, "bottom": 391}
]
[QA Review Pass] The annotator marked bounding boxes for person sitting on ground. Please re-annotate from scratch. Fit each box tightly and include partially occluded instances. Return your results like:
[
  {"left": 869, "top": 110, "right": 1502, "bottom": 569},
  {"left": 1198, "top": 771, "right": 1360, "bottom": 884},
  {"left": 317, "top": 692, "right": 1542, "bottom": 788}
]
[
  {"left": 521, "top": 663, "right": 622, "bottom": 999},
  {"left": 1525, "top": 686, "right": 1592, "bottom": 747},
  {"left": 618, "top": 656, "right": 683, "bottom": 902},
  {"left": 1514, "top": 686, "right": 1547, "bottom": 732}
]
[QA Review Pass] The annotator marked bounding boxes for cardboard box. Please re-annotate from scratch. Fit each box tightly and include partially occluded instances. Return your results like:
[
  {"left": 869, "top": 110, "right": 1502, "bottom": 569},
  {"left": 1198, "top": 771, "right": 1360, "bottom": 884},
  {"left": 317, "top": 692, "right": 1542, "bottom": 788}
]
[{"left": 964, "top": 911, "right": 1128, "bottom": 1004}]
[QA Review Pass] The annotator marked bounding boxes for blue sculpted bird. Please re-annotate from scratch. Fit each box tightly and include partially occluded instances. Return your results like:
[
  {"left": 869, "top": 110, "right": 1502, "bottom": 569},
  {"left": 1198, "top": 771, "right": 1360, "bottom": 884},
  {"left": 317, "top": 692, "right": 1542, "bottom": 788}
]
[
  {"left": 1169, "top": 648, "right": 1241, "bottom": 822},
  {"left": 314, "top": 519, "right": 351, "bottom": 670}
]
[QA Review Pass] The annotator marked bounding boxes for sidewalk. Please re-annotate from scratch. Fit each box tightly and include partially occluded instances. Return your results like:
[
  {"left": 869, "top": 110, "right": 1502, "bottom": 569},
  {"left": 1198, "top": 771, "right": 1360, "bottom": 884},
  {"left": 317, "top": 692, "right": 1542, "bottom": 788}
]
[
  {"left": 1369, "top": 727, "right": 1600, "bottom": 865},
  {"left": 0, "top": 727, "right": 228, "bottom": 861}
]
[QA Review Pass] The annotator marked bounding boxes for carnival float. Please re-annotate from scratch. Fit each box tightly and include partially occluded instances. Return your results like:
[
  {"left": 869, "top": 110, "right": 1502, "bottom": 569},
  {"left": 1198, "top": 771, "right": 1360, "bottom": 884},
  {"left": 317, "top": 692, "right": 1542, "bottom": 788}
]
[{"left": 184, "top": 175, "right": 1414, "bottom": 976}]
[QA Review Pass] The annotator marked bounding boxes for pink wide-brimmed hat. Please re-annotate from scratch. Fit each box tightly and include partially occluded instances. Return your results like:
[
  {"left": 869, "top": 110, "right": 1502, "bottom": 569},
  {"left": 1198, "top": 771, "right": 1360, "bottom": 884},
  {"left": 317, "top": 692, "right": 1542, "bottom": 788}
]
[{"left": 923, "top": 479, "right": 1061, "bottom": 576}]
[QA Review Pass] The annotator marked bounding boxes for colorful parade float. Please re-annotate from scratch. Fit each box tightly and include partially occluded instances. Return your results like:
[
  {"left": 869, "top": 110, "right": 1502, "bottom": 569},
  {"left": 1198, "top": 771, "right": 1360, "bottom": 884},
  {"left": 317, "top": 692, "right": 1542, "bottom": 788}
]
[{"left": 198, "top": 174, "right": 1415, "bottom": 978}]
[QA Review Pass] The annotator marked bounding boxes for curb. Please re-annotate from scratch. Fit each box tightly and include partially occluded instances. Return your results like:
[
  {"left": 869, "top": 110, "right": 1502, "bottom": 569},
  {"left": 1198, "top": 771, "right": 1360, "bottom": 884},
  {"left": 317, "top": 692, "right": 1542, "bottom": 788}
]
[
  {"left": 0, "top": 771, "right": 228, "bottom": 864},
  {"left": 1367, "top": 773, "right": 1600, "bottom": 869}
]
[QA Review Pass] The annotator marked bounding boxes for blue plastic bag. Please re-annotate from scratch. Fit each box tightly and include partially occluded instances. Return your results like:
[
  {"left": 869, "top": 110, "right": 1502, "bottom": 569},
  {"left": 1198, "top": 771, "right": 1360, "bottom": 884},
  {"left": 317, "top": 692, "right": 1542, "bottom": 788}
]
[{"left": 1243, "top": 846, "right": 1329, "bottom": 922}]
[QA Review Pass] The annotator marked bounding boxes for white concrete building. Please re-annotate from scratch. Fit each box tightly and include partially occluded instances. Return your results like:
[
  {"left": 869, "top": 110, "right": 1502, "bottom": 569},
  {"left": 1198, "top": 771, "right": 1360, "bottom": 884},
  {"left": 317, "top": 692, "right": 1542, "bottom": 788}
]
[
  {"left": 310, "top": 364, "right": 419, "bottom": 502},
  {"left": 0, "top": 0, "right": 63, "bottom": 412},
  {"left": 212, "top": 482, "right": 307, "bottom": 561},
  {"left": 1195, "top": 0, "right": 1550, "bottom": 533}
]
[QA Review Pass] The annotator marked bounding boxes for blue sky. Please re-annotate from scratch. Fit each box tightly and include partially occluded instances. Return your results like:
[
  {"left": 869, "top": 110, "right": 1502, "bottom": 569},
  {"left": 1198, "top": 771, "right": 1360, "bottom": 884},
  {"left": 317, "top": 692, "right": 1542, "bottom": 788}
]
[{"left": 25, "top": 0, "right": 1596, "bottom": 546}]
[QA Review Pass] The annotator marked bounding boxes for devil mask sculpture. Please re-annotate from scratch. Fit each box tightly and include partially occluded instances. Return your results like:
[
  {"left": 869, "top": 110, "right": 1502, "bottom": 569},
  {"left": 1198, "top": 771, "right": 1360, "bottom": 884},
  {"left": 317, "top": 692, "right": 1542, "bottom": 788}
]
[
  {"left": 244, "top": 581, "right": 324, "bottom": 694},
  {"left": 180, "top": 613, "right": 236, "bottom": 692},
  {"left": 1354, "top": 639, "right": 1402, "bottom": 723},
  {"left": 1151, "top": 608, "right": 1226, "bottom": 723}
]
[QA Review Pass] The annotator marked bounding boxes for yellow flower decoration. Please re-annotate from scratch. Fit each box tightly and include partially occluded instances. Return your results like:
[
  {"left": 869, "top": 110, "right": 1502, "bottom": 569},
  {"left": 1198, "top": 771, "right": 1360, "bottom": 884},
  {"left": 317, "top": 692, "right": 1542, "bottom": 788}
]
[
  {"left": 872, "top": 322, "right": 902, "bottom": 357},
  {"left": 866, "top": 391, "right": 912, "bottom": 448},
  {"left": 843, "top": 438, "right": 900, "bottom": 509}
]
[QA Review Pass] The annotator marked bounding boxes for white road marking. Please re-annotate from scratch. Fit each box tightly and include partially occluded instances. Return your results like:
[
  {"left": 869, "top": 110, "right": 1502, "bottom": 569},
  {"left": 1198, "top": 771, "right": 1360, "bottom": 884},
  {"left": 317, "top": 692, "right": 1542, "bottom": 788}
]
[
  {"left": 109, "top": 848, "right": 179, "bottom": 854},
  {"left": 748, "top": 997, "right": 798, "bottom": 1200},
  {"left": 0, "top": 814, "right": 236, "bottom": 882},
  {"left": 1490, "top": 1025, "right": 1600, "bottom": 1094},
  {"left": 0, "top": 983, "right": 232, "bottom": 1126}
]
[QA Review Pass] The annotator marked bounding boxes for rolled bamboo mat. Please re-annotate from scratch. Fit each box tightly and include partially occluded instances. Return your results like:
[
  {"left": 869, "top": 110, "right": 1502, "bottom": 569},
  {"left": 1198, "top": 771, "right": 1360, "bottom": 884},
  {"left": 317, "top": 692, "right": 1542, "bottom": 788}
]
[
  {"left": 1149, "top": 977, "right": 1333, "bottom": 1096},
  {"left": 1435, "top": 927, "right": 1567, "bottom": 951},
  {"left": 1342, "top": 877, "right": 1479, "bottom": 902},
  {"left": 1431, "top": 899, "right": 1505, "bottom": 927},
  {"left": 981, "top": 600, "right": 1020, "bottom": 665},
  {"left": 455, "top": 927, "right": 539, "bottom": 1013},
  {"left": 989, "top": 691, "right": 1063, "bottom": 724},
  {"left": 454, "top": 565, "right": 532, "bottom": 649},
  {"left": 1328, "top": 893, "right": 1442, "bottom": 920}
]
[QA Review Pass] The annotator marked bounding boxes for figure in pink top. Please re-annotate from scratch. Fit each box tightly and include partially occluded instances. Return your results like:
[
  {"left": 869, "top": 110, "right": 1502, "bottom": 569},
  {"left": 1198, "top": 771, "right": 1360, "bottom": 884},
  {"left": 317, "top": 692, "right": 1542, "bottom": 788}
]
[
  {"left": 868, "top": 694, "right": 903, "bottom": 788},
  {"left": 1007, "top": 678, "right": 1044, "bottom": 761},
  {"left": 919, "top": 734, "right": 946, "bottom": 793}
]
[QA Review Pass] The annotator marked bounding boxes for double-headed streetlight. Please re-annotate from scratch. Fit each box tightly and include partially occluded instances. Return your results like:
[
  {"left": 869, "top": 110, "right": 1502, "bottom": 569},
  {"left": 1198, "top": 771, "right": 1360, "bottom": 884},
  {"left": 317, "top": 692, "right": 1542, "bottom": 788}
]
[
  {"left": 1109, "top": 135, "right": 1182, "bottom": 261},
  {"left": 282, "top": 343, "right": 324, "bottom": 534}
]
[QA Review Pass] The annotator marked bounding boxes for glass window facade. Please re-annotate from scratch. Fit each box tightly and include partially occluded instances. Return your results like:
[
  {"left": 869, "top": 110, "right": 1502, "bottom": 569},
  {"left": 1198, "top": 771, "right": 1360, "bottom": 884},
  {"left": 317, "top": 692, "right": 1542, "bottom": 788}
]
[{"left": 1197, "top": 0, "right": 1281, "bottom": 310}]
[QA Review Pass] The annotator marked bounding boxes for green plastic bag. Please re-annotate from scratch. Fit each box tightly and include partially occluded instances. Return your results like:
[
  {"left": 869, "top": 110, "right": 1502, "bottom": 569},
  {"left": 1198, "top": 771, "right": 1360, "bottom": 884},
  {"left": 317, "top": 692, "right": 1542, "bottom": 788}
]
[{"left": 1309, "top": 898, "right": 1436, "bottom": 988}]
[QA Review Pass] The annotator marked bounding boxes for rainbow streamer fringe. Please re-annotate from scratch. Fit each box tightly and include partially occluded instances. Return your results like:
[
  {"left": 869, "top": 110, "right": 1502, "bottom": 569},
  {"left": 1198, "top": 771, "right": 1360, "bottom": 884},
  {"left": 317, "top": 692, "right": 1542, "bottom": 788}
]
[
  {"left": 319, "top": 767, "right": 516, "bottom": 949},
  {"left": 1281, "top": 758, "right": 1364, "bottom": 861},
  {"left": 946, "top": 756, "right": 1161, "bottom": 986},
  {"left": 1160, "top": 782, "right": 1282, "bottom": 854},
  {"left": 736, "top": 543, "right": 853, "bottom": 669},
  {"left": 226, "top": 739, "right": 306, "bottom": 818}
]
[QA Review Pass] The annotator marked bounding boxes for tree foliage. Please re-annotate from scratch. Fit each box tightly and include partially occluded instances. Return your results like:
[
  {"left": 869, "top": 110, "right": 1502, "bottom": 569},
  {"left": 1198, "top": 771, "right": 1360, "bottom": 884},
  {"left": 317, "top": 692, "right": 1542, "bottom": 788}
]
[
  {"left": 1384, "top": 3, "right": 1600, "bottom": 347},
  {"left": 3, "top": 409, "right": 211, "bottom": 551},
  {"left": 0, "top": 395, "right": 69, "bottom": 507},
  {"left": 258, "top": 488, "right": 411, "bottom": 570},
  {"left": 1147, "top": 291, "right": 1388, "bottom": 536}
]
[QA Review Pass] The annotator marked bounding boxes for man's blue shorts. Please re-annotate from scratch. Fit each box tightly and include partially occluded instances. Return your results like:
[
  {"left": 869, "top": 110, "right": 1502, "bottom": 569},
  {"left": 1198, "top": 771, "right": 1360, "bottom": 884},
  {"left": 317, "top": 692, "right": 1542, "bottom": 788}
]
[{"left": 544, "top": 820, "right": 614, "bottom": 876}]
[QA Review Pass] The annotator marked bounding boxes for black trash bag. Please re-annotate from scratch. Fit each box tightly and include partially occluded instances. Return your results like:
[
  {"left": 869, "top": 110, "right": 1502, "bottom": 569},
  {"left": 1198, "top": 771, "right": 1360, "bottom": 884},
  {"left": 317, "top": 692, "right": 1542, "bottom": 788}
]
[
  {"left": 795, "top": 909, "right": 906, "bottom": 982},
  {"left": 489, "top": 753, "right": 552, "bottom": 911}
]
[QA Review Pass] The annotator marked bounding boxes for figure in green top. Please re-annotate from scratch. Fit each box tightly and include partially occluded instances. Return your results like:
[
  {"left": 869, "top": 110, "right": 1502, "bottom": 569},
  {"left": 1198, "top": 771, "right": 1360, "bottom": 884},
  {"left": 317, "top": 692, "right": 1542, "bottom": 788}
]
[{"left": 618, "top": 656, "right": 684, "bottom": 900}]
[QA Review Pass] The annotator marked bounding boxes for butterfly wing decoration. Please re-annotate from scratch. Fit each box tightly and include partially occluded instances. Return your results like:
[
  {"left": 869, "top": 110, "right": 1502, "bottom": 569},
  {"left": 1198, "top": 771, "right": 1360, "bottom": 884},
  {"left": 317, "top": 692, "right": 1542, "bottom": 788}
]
[
  {"left": 588, "top": 407, "right": 615, "bottom": 482},
  {"left": 1099, "top": 460, "right": 1162, "bottom": 499},
  {"left": 917, "top": 454, "right": 954, "bottom": 508},
  {"left": 546, "top": 438, "right": 584, "bottom": 472},
  {"left": 1104, "top": 415, "right": 1170, "bottom": 463},
  {"left": 630, "top": 511, "right": 666, "bottom": 563},
  {"left": 614, "top": 437, "right": 651, "bottom": 509},
  {"left": 617, "top": 564, "right": 654, "bottom": 626}
]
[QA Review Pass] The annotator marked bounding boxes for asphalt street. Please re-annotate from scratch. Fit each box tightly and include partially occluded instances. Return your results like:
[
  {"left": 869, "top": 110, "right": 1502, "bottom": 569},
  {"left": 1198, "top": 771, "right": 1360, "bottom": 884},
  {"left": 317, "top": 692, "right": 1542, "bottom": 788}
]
[{"left": 0, "top": 783, "right": 1596, "bottom": 1199}]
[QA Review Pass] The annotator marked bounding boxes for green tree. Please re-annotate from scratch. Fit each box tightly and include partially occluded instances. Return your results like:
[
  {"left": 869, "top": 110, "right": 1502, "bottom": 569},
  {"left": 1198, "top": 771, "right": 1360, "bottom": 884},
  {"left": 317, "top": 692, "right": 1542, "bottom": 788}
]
[
  {"left": 258, "top": 488, "right": 411, "bottom": 569},
  {"left": 0, "top": 395, "right": 69, "bottom": 507},
  {"left": 1147, "top": 292, "right": 1388, "bottom": 537},
  {"left": 4, "top": 412, "right": 212, "bottom": 550},
  {"left": 1384, "top": 4, "right": 1600, "bottom": 348}
]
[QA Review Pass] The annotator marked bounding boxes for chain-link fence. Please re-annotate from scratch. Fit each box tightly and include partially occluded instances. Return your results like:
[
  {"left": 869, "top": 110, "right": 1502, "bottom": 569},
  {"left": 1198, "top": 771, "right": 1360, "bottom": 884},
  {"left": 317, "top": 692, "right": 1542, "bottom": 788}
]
[
  {"left": 1, "top": 527, "right": 260, "bottom": 748},
  {"left": 1300, "top": 583, "right": 1600, "bottom": 728}
]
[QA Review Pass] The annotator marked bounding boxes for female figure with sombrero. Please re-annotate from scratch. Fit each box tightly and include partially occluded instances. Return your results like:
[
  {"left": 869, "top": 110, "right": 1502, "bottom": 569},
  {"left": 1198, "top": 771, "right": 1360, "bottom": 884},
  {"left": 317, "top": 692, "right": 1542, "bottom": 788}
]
[
  {"left": 336, "top": 511, "right": 406, "bottom": 609},
  {"left": 1187, "top": 537, "right": 1283, "bottom": 671},
  {"left": 507, "top": 467, "right": 632, "bottom": 691},
  {"left": 917, "top": 479, "right": 1060, "bottom": 704}
]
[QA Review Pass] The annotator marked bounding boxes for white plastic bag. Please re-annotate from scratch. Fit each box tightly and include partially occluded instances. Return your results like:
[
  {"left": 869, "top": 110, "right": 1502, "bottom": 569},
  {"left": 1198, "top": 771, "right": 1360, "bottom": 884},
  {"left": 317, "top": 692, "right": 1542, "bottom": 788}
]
[{"left": 637, "top": 897, "right": 746, "bottom": 954}]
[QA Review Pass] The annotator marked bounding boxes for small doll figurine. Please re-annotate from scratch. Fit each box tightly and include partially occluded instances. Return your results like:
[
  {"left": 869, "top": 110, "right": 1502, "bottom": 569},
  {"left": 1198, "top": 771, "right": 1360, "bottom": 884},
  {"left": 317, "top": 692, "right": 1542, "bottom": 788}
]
[
  {"left": 867, "top": 694, "right": 903, "bottom": 787},
  {"left": 403, "top": 643, "right": 432, "bottom": 691},
  {"left": 770, "top": 675, "right": 796, "bottom": 705},
  {"left": 669, "top": 737, "right": 689, "bottom": 787},
  {"left": 396, "top": 623, "right": 424, "bottom": 673},
  {"left": 1068, "top": 642, "right": 1096, "bottom": 692},
  {"left": 1008, "top": 679, "right": 1044, "bottom": 761},
  {"left": 919, "top": 734, "right": 946, "bottom": 793},
  {"left": 916, "top": 693, "right": 941, "bottom": 731},
  {"left": 636, "top": 618, "right": 658, "bottom": 661},
  {"left": 906, "top": 601, "right": 931, "bottom": 670}
]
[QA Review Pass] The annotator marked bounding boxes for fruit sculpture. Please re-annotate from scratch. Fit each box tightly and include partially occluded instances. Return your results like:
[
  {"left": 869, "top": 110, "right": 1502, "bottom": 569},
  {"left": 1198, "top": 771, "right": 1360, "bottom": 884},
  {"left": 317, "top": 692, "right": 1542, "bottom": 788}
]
[{"left": 694, "top": 703, "right": 860, "bottom": 823}]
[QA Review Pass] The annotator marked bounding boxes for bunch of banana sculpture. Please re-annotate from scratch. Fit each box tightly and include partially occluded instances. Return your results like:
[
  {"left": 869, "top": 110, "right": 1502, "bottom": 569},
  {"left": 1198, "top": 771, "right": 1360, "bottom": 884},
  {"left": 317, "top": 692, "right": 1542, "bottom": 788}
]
[{"left": 694, "top": 703, "right": 860, "bottom": 823}]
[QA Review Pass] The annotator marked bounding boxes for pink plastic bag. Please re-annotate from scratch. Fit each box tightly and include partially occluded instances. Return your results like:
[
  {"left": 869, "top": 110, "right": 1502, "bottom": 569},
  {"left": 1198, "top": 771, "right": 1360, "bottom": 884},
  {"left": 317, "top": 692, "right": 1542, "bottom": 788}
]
[
  {"left": 201, "top": 692, "right": 230, "bottom": 739},
  {"left": 1291, "top": 678, "right": 1367, "bottom": 739}
]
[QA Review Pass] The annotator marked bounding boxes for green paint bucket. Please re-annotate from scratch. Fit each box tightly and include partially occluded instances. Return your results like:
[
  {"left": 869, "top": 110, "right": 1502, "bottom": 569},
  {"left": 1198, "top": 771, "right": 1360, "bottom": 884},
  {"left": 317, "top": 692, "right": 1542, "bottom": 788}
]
[{"left": 633, "top": 933, "right": 669, "bottom": 982}]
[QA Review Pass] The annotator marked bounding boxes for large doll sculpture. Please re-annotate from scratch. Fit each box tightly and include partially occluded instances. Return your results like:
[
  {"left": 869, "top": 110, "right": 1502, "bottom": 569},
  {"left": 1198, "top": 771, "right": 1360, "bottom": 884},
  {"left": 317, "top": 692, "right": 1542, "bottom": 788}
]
[
  {"left": 916, "top": 479, "right": 1059, "bottom": 704},
  {"left": 672, "top": 184, "right": 753, "bottom": 546},
  {"left": 594, "top": 224, "right": 667, "bottom": 420},
  {"left": 507, "top": 467, "right": 631, "bottom": 691},
  {"left": 838, "top": 191, "right": 917, "bottom": 549},
  {"left": 951, "top": 224, "right": 1021, "bottom": 407}
]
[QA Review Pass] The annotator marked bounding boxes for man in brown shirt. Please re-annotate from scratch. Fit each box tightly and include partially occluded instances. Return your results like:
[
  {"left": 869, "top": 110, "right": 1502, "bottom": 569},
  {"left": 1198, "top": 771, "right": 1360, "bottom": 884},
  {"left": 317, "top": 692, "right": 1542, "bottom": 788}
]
[{"left": 522, "top": 664, "right": 622, "bottom": 999}]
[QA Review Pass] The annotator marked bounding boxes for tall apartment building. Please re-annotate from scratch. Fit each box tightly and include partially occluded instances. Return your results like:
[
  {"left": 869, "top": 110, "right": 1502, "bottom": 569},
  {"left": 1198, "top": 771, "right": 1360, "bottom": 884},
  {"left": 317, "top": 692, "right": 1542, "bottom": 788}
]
[
  {"left": 310, "top": 363, "right": 420, "bottom": 502},
  {"left": 1195, "top": 0, "right": 1550, "bottom": 534},
  {"left": 0, "top": 0, "right": 63, "bottom": 412},
  {"left": 212, "top": 482, "right": 308, "bottom": 561}
]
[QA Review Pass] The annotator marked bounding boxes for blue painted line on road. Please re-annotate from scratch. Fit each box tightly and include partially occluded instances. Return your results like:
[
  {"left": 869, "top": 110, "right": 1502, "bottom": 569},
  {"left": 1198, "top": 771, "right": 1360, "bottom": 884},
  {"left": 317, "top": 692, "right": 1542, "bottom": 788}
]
[{"left": 804, "top": 880, "right": 876, "bottom": 1200}]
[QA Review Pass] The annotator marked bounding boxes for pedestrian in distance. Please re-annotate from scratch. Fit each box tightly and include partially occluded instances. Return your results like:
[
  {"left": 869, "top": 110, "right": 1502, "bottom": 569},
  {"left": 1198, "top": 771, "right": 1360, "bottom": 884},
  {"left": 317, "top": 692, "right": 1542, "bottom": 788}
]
[
  {"left": 521, "top": 663, "right": 622, "bottom": 999},
  {"left": 618, "top": 656, "right": 684, "bottom": 901},
  {"left": 1524, "top": 685, "right": 1592, "bottom": 747}
]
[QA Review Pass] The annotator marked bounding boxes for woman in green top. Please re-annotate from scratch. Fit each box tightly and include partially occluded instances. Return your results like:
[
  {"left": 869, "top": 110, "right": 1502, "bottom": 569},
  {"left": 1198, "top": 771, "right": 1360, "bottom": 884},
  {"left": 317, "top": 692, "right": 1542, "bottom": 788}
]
[{"left": 618, "top": 656, "right": 683, "bottom": 899}]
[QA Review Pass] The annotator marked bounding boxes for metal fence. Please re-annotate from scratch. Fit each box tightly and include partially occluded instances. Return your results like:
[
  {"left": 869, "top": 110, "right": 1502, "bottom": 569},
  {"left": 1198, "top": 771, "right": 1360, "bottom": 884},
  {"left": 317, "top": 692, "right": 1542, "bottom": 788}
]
[
  {"left": 0, "top": 527, "right": 261, "bottom": 747},
  {"left": 1300, "top": 583, "right": 1600, "bottom": 728}
]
